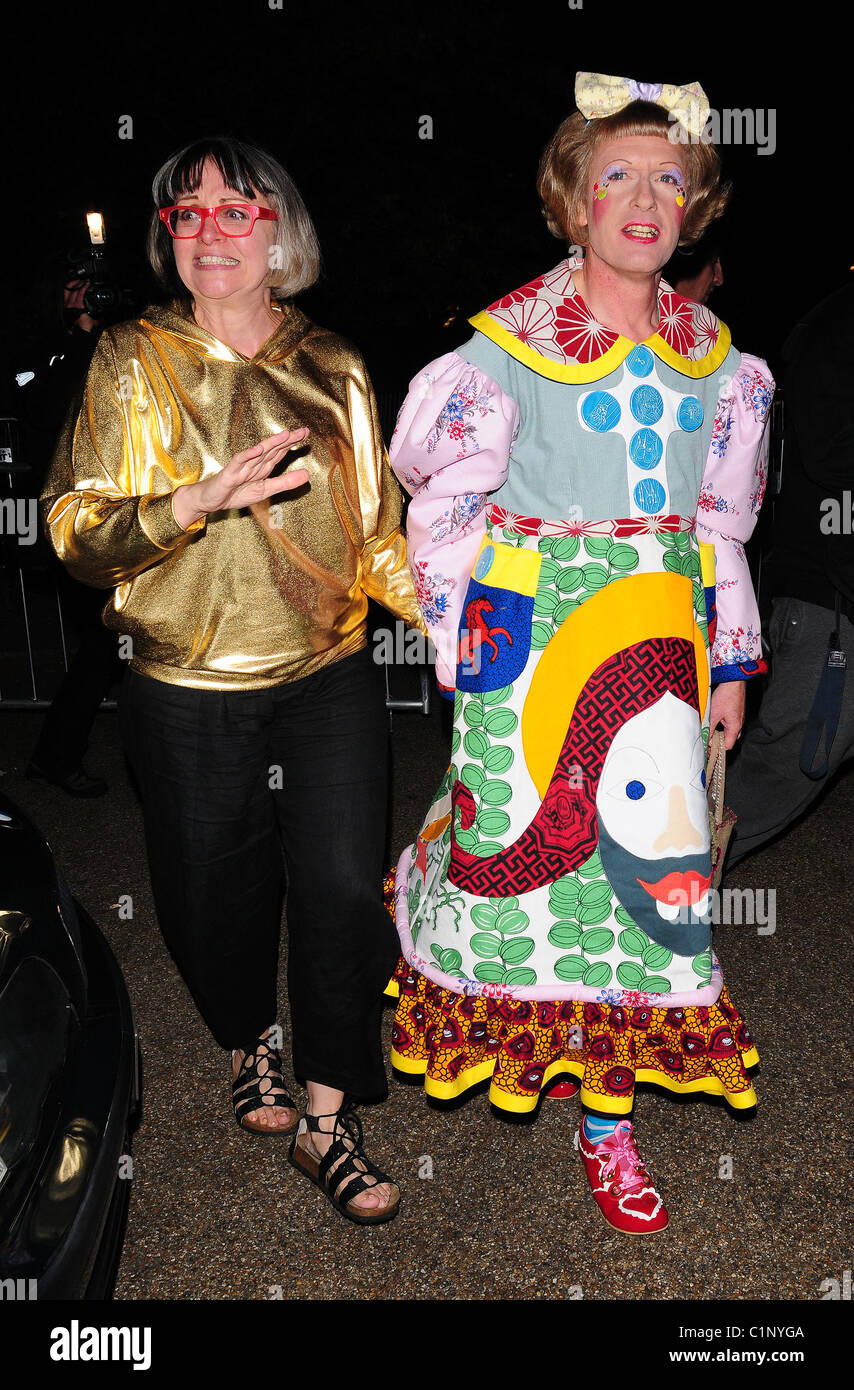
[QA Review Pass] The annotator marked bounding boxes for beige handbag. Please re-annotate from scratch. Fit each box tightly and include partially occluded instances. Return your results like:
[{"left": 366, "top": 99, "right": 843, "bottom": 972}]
[{"left": 707, "top": 728, "right": 737, "bottom": 889}]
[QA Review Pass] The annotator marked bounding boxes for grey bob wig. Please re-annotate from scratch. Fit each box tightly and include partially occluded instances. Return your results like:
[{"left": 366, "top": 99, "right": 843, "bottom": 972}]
[{"left": 147, "top": 135, "right": 321, "bottom": 300}]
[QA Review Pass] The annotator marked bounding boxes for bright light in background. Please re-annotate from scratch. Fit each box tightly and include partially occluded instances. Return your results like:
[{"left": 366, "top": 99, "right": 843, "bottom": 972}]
[{"left": 86, "top": 212, "right": 104, "bottom": 245}]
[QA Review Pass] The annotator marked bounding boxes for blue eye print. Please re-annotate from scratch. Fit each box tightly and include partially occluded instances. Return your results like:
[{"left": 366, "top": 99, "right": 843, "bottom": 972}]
[
  {"left": 700, "top": 769, "right": 706, "bottom": 788},
  {"left": 626, "top": 780, "right": 646, "bottom": 800}
]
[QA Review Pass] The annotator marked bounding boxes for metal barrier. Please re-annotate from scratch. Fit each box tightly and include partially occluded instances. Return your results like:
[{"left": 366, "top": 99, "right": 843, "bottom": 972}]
[
  {"left": 0, "top": 563, "right": 78, "bottom": 710},
  {"left": 1, "top": 416, "right": 82, "bottom": 709},
  {"left": 383, "top": 656, "right": 432, "bottom": 719},
  {"left": 374, "top": 391, "right": 431, "bottom": 714}
]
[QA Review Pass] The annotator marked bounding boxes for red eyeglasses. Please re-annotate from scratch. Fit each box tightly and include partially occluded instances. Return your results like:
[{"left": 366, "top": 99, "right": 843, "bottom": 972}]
[{"left": 158, "top": 204, "right": 279, "bottom": 238}]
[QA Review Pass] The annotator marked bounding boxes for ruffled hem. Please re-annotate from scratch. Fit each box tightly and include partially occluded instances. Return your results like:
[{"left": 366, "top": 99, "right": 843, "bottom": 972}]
[{"left": 386, "top": 958, "right": 758, "bottom": 1117}]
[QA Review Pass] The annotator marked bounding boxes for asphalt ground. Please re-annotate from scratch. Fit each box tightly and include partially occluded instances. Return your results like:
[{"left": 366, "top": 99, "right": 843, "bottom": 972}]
[{"left": 1, "top": 684, "right": 851, "bottom": 1304}]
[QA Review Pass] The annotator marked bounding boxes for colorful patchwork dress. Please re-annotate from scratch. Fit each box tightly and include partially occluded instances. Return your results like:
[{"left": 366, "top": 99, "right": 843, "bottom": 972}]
[{"left": 386, "top": 259, "right": 774, "bottom": 1116}]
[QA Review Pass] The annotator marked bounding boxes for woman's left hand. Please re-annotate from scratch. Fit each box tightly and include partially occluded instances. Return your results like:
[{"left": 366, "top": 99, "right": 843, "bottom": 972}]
[{"left": 708, "top": 681, "right": 746, "bottom": 750}]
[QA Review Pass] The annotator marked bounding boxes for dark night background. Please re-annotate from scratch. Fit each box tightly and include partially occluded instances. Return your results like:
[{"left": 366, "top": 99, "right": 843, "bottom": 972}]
[
  {"left": 2, "top": 2, "right": 854, "bottom": 1320},
  {"left": 1, "top": 0, "right": 848, "bottom": 403}
]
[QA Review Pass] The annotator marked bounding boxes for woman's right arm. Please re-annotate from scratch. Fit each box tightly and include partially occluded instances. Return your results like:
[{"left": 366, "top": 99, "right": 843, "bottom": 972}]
[
  {"left": 42, "top": 333, "right": 308, "bottom": 588},
  {"left": 42, "top": 334, "right": 206, "bottom": 588},
  {"left": 389, "top": 351, "right": 520, "bottom": 689}
]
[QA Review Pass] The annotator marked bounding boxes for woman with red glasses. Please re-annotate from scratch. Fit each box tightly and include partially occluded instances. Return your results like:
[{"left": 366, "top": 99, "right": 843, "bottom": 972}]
[{"left": 42, "top": 136, "right": 423, "bottom": 1225}]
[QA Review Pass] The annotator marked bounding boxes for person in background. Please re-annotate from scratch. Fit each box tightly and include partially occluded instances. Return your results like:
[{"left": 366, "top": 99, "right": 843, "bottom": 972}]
[
  {"left": 16, "top": 275, "right": 121, "bottom": 796},
  {"left": 43, "top": 136, "right": 424, "bottom": 1224},
  {"left": 726, "top": 280, "right": 854, "bottom": 864},
  {"left": 666, "top": 233, "right": 724, "bottom": 304}
]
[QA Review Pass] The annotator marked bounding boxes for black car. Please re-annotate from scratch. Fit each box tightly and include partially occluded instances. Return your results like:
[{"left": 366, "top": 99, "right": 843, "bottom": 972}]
[{"left": 0, "top": 792, "right": 139, "bottom": 1299}]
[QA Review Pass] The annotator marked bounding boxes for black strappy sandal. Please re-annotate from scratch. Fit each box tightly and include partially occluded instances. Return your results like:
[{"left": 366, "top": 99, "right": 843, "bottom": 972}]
[
  {"left": 231, "top": 1029, "right": 299, "bottom": 1136},
  {"left": 287, "top": 1100, "right": 400, "bottom": 1225}
]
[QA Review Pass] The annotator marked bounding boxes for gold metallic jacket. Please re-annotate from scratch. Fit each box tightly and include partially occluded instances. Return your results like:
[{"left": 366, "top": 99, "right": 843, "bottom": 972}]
[{"left": 43, "top": 301, "right": 424, "bottom": 689}]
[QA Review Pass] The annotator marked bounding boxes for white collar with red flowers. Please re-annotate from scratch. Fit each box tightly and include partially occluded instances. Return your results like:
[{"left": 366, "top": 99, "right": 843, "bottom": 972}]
[{"left": 468, "top": 259, "right": 732, "bottom": 382}]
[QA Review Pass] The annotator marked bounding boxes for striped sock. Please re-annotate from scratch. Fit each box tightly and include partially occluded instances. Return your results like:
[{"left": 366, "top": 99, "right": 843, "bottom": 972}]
[{"left": 583, "top": 1114, "right": 620, "bottom": 1145}]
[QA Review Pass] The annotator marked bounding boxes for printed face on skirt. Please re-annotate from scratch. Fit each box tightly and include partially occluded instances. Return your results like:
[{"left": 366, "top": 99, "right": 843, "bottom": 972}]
[{"left": 596, "top": 693, "right": 711, "bottom": 955}]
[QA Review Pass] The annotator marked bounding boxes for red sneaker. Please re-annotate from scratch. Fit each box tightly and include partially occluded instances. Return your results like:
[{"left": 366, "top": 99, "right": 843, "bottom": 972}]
[
  {"left": 577, "top": 1120, "right": 669, "bottom": 1234},
  {"left": 546, "top": 1079, "right": 579, "bottom": 1099}
]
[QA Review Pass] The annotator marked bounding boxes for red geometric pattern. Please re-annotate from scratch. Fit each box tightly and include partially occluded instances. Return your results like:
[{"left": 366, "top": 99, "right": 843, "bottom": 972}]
[
  {"left": 483, "top": 261, "right": 722, "bottom": 368},
  {"left": 492, "top": 279, "right": 544, "bottom": 312},
  {"left": 552, "top": 297, "right": 619, "bottom": 363},
  {"left": 691, "top": 303, "right": 721, "bottom": 357},
  {"left": 489, "top": 505, "right": 692, "bottom": 539},
  {"left": 448, "top": 637, "right": 699, "bottom": 896},
  {"left": 491, "top": 260, "right": 574, "bottom": 312},
  {"left": 657, "top": 290, "right": 697, "bottom": 356}
]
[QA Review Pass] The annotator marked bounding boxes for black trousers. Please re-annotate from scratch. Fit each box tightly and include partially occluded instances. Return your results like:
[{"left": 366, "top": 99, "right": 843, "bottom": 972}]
[
  {"left": 120, "top": 647, "right": 398, "bottom": 1100},
  {"left": 726, "top": 597, "right": 854, "bottom": 866}
]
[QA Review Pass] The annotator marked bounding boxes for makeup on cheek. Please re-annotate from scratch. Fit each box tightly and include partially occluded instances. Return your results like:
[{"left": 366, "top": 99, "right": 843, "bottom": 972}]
[
  {"left": 592, "top": 163, "right": 625, "bottom": 208},
  {"left": 593, "top": 163, "right": 625, "bottom": 201},
  {"left": 662, "top": 167, "right": 686, "bottom": 207}
]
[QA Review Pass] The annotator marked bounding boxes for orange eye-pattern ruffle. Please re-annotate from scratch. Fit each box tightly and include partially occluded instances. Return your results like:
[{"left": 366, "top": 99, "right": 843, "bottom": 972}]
[{"left": 387, "top": 956, "right": 758, "bottom": 1116}]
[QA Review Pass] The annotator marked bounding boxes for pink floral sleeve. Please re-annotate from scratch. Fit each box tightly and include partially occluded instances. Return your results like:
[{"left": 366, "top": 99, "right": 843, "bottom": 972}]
[
  {"left": 389, "top": 352, "right": 520, "bottom": 689},
  {"left": 694, "top": 353, "right": 775, "bottom": 679}
]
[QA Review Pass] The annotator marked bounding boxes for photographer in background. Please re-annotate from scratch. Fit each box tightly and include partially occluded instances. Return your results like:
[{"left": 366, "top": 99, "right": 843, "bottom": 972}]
[{"left": 15, "top": 267, "right": 124, "bottom": 796}]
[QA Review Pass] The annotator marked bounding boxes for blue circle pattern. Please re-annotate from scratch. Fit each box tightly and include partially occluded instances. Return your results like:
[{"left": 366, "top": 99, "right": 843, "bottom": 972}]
[
  {"left": 634, "top": 478, "right": 666, "bottom": 513},
  {"left": 630, "top": 385, "right": 664, "bottom": 425},
  {"left": 475, "top": 545, "right": 494, "bottom": 580},
  {"left": 677, "top": 396, "right": 704, "bottom": 432},
  {"left": 625, "top": 346, "right": 654, "bottom": 377},
  {"left": 581, "top": 391, "right": 621, "bottom": 432},
  {"left": 578, "top": 376, "right": 708, "bottom": 515},
  {"left": 626, "top": 780, "right": 646, "bottom": 800},
  {"left": 629, "top": 428, "right": 663, "bottom": 471}
]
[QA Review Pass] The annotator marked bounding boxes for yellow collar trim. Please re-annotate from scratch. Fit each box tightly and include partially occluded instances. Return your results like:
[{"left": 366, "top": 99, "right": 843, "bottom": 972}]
[{"left": 468, "top": 309, "right": 732, "bottom": 382}]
